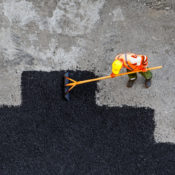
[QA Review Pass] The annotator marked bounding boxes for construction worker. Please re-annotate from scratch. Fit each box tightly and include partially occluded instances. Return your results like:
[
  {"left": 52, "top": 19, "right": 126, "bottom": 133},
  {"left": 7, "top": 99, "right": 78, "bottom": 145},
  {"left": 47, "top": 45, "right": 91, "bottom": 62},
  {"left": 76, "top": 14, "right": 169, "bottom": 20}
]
[{"left": 111, "top": 53, "right": 152, "bottom": 88}]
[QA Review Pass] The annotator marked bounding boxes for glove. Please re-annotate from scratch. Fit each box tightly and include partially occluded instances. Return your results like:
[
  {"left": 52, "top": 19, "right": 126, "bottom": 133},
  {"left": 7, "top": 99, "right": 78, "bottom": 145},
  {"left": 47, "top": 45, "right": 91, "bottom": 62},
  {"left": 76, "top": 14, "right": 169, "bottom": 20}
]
[
  {"left": 142, "top": 68, "right": 147, "bottom": 72},
  {"left": 111, "top": 73, "right": 116, "bottom": 78}
]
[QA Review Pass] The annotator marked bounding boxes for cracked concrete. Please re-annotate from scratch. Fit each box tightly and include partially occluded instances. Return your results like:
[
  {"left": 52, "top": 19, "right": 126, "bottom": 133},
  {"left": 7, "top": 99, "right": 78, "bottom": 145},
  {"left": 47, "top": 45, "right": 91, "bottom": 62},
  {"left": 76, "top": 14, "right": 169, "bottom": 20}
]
[{"left": 0, "top": 0, "right": 175, "bottom": 143}]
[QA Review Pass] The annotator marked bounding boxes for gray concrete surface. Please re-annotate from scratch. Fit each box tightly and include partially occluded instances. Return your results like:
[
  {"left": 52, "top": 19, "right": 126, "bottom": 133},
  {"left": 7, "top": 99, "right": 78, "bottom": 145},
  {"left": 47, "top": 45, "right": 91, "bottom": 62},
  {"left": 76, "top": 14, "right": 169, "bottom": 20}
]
[{"left": 0, "top": 0, "right": 175, "bottom": 143}]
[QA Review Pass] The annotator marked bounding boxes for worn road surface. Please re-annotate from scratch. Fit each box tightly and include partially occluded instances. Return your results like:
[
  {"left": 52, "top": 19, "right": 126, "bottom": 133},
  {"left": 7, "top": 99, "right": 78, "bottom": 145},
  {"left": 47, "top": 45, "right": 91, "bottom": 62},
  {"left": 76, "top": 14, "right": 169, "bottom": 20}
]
[
  {"left": 0, "top": 0, "right": 175, "bottom": 174},
  {"left": 0, "top": 71, "right": 175, "bottom": 174}
]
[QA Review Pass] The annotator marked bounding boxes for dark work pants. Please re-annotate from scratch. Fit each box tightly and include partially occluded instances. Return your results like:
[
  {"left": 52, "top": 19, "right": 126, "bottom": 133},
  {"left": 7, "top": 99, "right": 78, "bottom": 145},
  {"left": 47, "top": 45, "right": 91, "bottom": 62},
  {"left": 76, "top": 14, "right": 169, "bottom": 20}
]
[{"left": 127, "top": 69, "right": 152, "bottom": 80}]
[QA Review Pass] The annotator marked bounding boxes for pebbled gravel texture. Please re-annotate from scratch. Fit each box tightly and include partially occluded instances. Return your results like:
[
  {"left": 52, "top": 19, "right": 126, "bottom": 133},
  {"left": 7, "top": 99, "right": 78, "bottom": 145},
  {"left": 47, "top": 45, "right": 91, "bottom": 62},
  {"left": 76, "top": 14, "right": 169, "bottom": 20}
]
[
  {"left": 0, "top": 71, "right": 175, "bottom": 175},
  {"left": 0, "top": 0, "right": 175, "bottom": 143}
]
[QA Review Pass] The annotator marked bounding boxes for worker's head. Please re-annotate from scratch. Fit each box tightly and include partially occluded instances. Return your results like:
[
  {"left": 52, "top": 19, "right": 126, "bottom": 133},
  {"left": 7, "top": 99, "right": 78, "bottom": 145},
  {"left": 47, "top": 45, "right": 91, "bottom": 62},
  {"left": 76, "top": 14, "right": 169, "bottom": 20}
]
[{"left": 112, "top": 60, "right": 123, "bottom": 75}]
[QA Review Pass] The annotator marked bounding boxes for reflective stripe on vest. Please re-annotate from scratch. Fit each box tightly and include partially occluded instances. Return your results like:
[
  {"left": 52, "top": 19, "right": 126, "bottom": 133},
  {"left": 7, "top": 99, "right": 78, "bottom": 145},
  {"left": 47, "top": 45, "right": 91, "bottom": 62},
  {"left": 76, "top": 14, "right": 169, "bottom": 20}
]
[{"left": 124, "top": 54, "right": 133, "bottom": 70}]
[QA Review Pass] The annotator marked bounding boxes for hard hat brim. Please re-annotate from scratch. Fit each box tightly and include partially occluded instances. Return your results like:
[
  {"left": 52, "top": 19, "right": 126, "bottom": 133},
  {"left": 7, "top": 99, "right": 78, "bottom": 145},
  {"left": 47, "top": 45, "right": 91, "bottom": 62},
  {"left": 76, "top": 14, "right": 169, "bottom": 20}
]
[
  {"left": 112, "top": 68, "right": 120, "bottom": 75},
  {"left": 112, "top": 60, "right": 122, "bottom": 74}
]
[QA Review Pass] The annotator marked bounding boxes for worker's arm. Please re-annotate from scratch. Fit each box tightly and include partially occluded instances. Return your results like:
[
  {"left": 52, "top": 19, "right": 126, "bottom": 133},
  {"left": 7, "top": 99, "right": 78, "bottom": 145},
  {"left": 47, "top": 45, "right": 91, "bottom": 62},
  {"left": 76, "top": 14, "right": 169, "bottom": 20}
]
[
  {"left": 142, "top": 62, "right": 148, "bottom": 72},
  {"left": 110, "top": 67, "right": 122, "bottom": 78},
  {"left": 111, "top": 72, "right": 117, "bottom": 78},
  {"left": 141, "top": 56, "right": 148, "bottom": 72},
  {"left": 142, "top": 67, "right": 147, "bottom": 72}
]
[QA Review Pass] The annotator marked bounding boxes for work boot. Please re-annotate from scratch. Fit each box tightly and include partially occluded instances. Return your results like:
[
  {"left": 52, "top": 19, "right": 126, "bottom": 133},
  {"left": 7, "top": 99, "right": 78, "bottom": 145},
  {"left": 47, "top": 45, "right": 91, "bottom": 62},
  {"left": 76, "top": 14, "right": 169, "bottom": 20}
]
[
  {"left": 145, "top": 79, "right": 151, "bottom": 88},
  {"left": 127, "top": 79, "right": 136, "bottom": 88}
]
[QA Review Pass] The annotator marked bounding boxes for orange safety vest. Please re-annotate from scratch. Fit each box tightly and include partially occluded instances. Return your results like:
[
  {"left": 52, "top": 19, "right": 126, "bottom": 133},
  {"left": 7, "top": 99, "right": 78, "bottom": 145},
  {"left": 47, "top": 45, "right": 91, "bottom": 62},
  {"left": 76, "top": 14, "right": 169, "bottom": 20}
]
[{"left": 114, "top": 53, "right": 148, "bottom": 71}]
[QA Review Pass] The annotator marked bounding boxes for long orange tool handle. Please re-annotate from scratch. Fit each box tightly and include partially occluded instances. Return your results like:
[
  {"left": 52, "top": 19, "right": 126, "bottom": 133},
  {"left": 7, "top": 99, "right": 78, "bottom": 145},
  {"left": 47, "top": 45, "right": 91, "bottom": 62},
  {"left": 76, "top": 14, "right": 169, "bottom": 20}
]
[{"left": 66, "top": 66, "right": 162, "bottom": 87}]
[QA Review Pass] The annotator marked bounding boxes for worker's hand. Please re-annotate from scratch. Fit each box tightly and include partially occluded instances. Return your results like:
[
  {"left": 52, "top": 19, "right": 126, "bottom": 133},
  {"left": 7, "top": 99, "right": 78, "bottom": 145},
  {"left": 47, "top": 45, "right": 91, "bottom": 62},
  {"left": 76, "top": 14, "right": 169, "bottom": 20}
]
[
  {"left": 111, "top": 73, "right": 116, "bottom": 78},
  {"left": 142, "top": 68, "right": 147, "bottom": 72}
]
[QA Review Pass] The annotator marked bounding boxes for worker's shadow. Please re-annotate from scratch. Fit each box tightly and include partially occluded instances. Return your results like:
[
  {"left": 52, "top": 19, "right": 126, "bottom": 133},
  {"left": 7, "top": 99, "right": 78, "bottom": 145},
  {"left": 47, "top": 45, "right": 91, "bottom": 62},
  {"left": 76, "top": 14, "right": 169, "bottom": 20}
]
[{"left": 0, "top": 71, "right": 175, "bottom": 175}]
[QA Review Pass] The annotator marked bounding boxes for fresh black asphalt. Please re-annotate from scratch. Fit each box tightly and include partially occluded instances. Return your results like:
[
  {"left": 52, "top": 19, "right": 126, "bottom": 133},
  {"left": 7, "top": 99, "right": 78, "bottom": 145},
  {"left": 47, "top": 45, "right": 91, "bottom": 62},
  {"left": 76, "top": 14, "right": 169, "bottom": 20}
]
[{"left": 0, "top": 71, "right": 175, "bottom": 175}]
